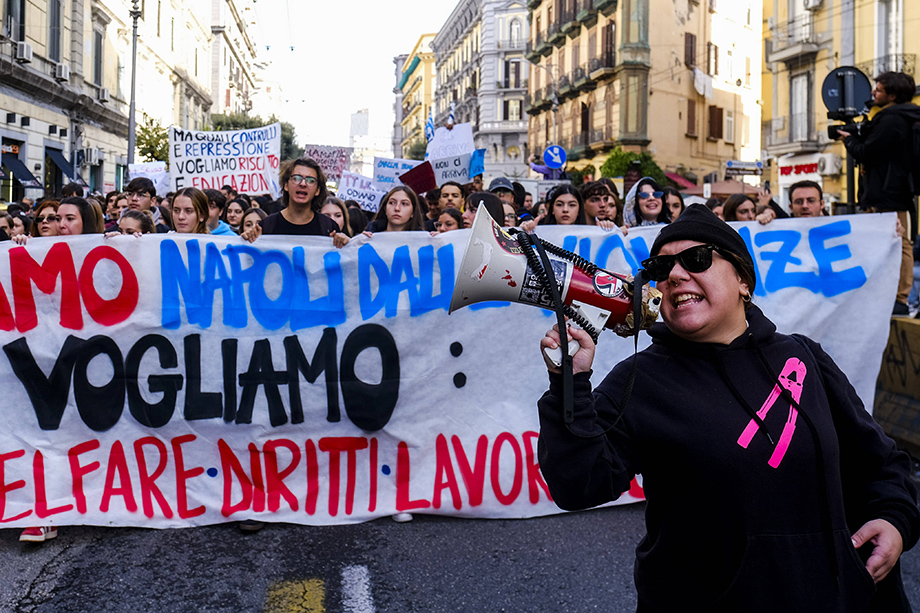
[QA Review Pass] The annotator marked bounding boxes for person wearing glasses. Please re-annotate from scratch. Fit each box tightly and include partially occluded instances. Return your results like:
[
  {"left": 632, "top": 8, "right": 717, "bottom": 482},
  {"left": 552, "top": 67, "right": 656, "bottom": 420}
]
[
  {"left": 240, "top": 157, "right": 348, "bottom": 248},
  {"left": 537, "top": 203, "right": 918, "bottom": 611},
  {"left": 124, "top": 177, "right": 169, "bottom": 233},
  {"left": 623, "top": 177, "right": 671, "bottom": 228}
]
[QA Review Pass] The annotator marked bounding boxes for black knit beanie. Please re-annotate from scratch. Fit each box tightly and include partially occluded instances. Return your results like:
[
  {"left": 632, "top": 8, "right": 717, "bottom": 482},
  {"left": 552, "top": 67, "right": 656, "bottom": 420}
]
[{"left": 649, "top": 203, "right": 756, "bottom": 290}]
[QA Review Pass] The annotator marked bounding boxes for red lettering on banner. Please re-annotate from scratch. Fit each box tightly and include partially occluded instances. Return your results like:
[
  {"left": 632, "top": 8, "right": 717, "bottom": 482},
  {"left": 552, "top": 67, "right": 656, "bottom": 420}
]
[
  {"left": 265, "top": 439, "right": 301, "bottom": 513},
  {"left": 11, "top": 243, "right": 82, "bottom": 332},
  {"left": 521, "top": 432, "right": 552, "bottom": 504},
  {"left": 368, "top": 437, "right": 378, "bottom": 513},
  {"left": 248, "top": 442, "right": 266, "bottom": 513},
  {"left": 172, "top": 434, "right": 205, "bottom": 519},
  {"left": 134, "top": 437, "right": 173, "bottom": 519},
  {"left": 68, "top": 439, "right": 101, "bottom": 514},
  {"left": 219, "top": 439, "right": 252, "bottom": 517},
  {"left": 78, "top": 246, "right": 139, "bottom": 326},
  {"left": 490, "top": 433, "right": 523, "bottom": 506},
  {"left": 34, "top": 450, "right": 73, "bottom": 518},
  {"left": 396, "top": 441, "right": 431, "bottom": 512},
  {"left": 432, "top": 434, "right": 462, "bottom": 510},
  {"left": 100, "top": 441, "right": 138, "bottom": 513},
  {"left": 305, "top": 439, "right": 318, "bottom": 515},
  {"left": 319, "top": 437, "right": 369, "bottom": 516},
  {"left": 451, "top": 434, "right": 487, "bottom": 506},
  {"left": 0, "top": 449, "right": 30, "bottom": 522}
]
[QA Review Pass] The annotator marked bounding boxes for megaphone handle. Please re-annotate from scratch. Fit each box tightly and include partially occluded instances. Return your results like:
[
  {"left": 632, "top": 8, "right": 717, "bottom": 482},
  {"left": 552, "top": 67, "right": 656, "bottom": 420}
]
[{"left": 543, "top": 337, "right": 582, "bottom": 369}]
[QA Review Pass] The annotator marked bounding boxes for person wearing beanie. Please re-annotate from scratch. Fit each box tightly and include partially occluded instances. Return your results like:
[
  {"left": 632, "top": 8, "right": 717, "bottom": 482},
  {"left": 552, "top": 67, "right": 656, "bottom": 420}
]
[{"left": 537, "top": 203, "right": 918, "bottom": 611}]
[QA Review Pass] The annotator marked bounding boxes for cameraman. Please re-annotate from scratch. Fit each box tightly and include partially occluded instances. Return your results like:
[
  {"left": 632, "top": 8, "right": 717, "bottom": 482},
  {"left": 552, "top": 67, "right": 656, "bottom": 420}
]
[{"left": 836, "top": 71, "right": 920, "bottom": 315}]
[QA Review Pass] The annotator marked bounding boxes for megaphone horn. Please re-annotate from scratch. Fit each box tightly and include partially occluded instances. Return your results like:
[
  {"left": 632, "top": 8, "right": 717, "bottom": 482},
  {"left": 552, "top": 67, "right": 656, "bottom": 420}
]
[{"left": 450, "top": 206, "right": 661, "bottom": 346}]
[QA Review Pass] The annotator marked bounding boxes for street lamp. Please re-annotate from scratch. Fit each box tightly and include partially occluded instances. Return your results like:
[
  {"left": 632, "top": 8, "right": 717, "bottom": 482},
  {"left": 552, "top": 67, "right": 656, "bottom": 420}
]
[
  {"left": 127, "top": 0, "right": 141, "bottom": 168},
  {"left": 528, "top": 61, "right": 559, "bottom": 146}
]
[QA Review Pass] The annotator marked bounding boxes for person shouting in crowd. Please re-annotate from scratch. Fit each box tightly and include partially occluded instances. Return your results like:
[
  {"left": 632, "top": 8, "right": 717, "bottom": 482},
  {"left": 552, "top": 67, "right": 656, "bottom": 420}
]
[
  {"left": 241, "top": 157, "right": 348, "bottom": 248},
  {"left": 537, "top": 204, "right": 919, "bottom": 611},
  {"left": 366, "top": 186, "right": 425, "bottom": 233},
  {"left": 203, "top": 189, "right": 236, "bottom": 236}
]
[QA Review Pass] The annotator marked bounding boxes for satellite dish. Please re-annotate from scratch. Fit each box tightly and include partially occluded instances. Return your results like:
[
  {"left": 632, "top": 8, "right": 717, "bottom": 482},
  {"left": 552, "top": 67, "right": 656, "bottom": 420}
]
[{"left": 821, "top": 66, "right": 872, "bottom": 117}]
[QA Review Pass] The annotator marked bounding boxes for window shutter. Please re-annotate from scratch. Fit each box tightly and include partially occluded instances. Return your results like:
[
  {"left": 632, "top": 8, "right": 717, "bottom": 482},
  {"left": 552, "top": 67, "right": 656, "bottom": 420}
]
[
  {"left": 503, "top": 100, "right": 510, "bottom": 120},
  {"left": 685, "top": 33, "right": 696, "bottom": 67},
  {"left": 687, "top": 99, "right": 696, "bottom": 135}
]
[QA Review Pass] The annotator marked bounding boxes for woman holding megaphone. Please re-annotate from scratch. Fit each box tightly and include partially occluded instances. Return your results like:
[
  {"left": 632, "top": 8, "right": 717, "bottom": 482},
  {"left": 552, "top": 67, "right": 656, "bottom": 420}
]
[{"left": 537, "top": 204, "right": 918, "bottom": 612}]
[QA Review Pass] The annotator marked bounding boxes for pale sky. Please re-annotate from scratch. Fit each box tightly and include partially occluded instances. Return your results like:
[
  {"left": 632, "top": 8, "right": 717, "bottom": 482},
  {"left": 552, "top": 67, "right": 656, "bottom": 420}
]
[{"left": 251, "top": 0, "right": 458, "bottom": 149}]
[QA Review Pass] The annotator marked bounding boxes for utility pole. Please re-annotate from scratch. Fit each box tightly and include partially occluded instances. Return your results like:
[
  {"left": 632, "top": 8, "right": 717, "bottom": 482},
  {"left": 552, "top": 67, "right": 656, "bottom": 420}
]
[{"left": 127, "top": 0, "right": 141, "bottom": 169}]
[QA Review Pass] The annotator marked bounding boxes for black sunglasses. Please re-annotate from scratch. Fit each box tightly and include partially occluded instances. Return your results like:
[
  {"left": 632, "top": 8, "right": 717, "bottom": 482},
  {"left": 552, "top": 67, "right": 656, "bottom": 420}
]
[{"left": 641, "top": 244, "right": 726, "bottom": 282}]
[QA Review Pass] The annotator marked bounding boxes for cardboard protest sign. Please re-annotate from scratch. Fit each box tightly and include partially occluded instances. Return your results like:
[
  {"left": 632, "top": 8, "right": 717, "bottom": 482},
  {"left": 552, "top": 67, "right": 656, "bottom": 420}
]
[
  {"left": 303, "top": 145, "right": 353, "bottom": 183},
  {"left": 430, "top": 153, "right": 472, "bottom": 186},
  {"left": 338, "top": 172, "right": 386, "bottom": 212},
  {"left": 129, "top": 161, "right": 171, "bottom": 197},
  {"left": 0, "top": 214, "right": 898, "bottom": 528},
  {"left": 372, "top": 157, "right": 422, "bottom": 192},
  {"left": 169, "top": 124, "right": 282, "bottom": 197},
  {"left": 426, "top": 123, "right": 475, "bottom": 161},
  {"left": 537, "top": 180, "right": 570, "bottom": 202}
]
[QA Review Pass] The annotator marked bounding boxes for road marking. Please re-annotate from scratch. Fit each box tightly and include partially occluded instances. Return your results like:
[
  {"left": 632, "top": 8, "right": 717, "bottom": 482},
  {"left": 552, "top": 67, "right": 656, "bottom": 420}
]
[
  {"left": 264, "top": 578, "right": 325, "bottom": 613},
  {"left": 341, "top": 565, "right": 375, "bottom": 613}
]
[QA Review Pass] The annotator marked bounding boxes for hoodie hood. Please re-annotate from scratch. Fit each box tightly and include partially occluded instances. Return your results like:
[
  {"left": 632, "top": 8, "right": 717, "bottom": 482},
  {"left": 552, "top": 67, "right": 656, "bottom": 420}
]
[
  {"left": 878, "top": 101, "right": 920, "bottom": 123},
  {"left": 623, "top": 176, "right": 664, "bottom": 227}
]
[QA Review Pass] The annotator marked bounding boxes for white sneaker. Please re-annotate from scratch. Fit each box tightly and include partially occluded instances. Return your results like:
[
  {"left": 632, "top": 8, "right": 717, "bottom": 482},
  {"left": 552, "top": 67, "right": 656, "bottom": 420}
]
[{"left": 392, "top": 513, "right": 413, "bottom": 523}]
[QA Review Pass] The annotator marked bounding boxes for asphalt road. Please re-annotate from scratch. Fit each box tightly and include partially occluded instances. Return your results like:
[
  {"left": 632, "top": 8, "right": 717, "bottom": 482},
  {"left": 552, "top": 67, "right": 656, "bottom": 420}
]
[{"left": 0, "top": 501, "right": 918, "bottom": 613}]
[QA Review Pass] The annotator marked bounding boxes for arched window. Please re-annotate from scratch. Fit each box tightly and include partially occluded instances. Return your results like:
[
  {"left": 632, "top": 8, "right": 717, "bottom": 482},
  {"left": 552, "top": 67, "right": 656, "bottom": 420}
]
[{"left": 510, "top": 19, "right": 522, "bottom": 45}]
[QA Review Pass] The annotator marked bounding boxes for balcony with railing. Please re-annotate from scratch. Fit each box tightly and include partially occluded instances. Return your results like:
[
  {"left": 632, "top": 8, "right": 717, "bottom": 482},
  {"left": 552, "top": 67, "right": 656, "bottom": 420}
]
[
  {"left": 537, "top": 30, "right": 552, "bottom": 56},
  {"left": 592, "top": 0, "right": 617, "bottom": 16},
  {"left": 762, "top": 114, "right": 821, "bottom": 154},
  {"left": 557, "top": 74, "right": 573, "bottom": 97},
  {"left": 588, "top": 51, "right": 616, "bottom": 80},
  {"left": 575, "top": 0, "right": 598, "bottom": 28},
  {"left": 498, "top": 39, "right": 526, "bottom": 51},
  {"left": 525, "top": 41, "right": 539, "bottom": 62},
  {"left": 548, "top": 22, "right": 564, "bottom": 47},
  {"left": 767, "top": 17, "right": 820, "bottom": 64},
  {"left": 573, "top": 65, "right": 596, "bottom": 91},
  {"left": 857, "top": 53, "right": 916, "bottom": 78},
  {"left": 480, "top": 120, "right": 529, "bottom": 133},
  {"left": 569, "top": 131, "right": 591, "bottom": 160},
  {"left": 589, "top": 126, "right": 615, "bottom": 151},
  {"left": 498, "top": 78, "right": 529, "bottom": 91},
  {"left": 560, "top": 3, "right": 579, "bottom": 38}
]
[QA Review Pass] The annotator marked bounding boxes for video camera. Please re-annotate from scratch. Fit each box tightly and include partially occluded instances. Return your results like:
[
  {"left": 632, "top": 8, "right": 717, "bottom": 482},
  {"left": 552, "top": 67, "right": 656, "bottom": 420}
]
[{"left": 827, "top": 120, "right": 862, "bottom": 140}]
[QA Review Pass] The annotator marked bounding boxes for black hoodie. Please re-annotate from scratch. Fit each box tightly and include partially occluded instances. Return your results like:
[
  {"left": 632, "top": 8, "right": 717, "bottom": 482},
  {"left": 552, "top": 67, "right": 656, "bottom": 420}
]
[
  {"left": 843, "top": 102, "right": 920, "bottom": 211},
  {"left": 537, "top": 306, "right": 919, "bottom": 612}
]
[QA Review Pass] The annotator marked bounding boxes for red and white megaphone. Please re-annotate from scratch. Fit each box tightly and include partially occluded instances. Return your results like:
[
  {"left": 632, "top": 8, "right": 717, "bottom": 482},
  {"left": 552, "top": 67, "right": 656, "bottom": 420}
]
[{"left": 450, "top": 206, "right": 662, "bottom": 365}]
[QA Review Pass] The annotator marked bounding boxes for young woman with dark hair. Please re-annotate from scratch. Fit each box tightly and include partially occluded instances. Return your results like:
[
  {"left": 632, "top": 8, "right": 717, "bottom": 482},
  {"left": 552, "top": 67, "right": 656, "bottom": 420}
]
[
  {"left": 366, "top": 186, "right": 425, "bottom": 232},
  {"left": 539, "top": 184, "right": 587, "bottom": 226}
]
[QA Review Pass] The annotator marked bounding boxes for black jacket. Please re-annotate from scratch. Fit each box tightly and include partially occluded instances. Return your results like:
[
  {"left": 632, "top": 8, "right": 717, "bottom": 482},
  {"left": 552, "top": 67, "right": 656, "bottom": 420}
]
[
  {"left": 844, "top": 103, "right": 920, "bottom": 211},
  {"left": 538, "top": 306, "right": 918, "bottom": 612}
]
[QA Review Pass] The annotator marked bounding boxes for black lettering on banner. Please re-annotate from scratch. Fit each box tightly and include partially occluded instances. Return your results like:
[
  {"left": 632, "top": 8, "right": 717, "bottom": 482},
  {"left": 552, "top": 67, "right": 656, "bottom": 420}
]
[
  {"left": 237, "top": 339, "right": 289, "bottom": 427},
  {"left": 340, "top": 324, "right": 399, "bottom": 432},
  {"left": 284, "top": 330, "right": 339, "bottom": 426},
  {"left": 125, "top": 334, "right": 183, "bottom": 428},
  {"left": 183, "top": 334, "right": 222, "bottom": 421},
  {"left": 222, "top": 339, "right": 238, "bottom": 423},
  {"left": 3, "top": 336, "right": 82, "bottom": 430},
  {"left": 72, "top": 336, "right": 125, "bottom": 432}
]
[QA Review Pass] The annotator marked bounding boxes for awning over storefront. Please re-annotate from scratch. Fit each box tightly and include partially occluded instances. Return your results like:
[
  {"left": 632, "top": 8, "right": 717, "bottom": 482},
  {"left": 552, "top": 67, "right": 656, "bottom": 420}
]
[
  {"left": 665, "top": 171, "right": 696, "bottom": 190},
  {"left": 1, "top": 153, "right": 41, "bottom": 188},
  {"left": 46, "top": 148, "right": 89, "bottom": 187}
]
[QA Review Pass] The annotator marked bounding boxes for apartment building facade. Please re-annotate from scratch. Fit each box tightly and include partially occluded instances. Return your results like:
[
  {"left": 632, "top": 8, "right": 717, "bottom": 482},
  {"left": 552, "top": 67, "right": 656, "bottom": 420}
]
[
  {"left": 431, "top": 0, "right": 530, "bottom": 180},
  {"left": 525, "top": 0, "right": 762, "bottom": 186},
  {"left": 398, "top": 34, "right": 436, "bottom": 158}
]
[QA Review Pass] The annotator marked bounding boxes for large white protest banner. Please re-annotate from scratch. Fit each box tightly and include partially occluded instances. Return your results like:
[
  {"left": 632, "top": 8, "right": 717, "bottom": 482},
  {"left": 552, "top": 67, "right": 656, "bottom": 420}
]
[
  {"left": 0, "top": 214, "right": 898, "bottom": 528},
  {"left": 338, "top": 172, "right": 386, "bottom": 212},
  {"left": 372, "top": 157, "right": 421, "bottom": 192},
  {"left": 303, "top": 145, "right": 352, "bottom": 183},
  {"left": 169, "top": 124, "right": 282, "bottom": 197}
]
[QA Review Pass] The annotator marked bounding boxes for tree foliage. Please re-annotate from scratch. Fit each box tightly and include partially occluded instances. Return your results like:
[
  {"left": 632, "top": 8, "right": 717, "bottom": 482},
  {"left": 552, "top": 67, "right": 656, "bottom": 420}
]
[
  {"left": 406, "top": 139, "right": 427, "bottom": 161},
  {"left": 599, "top": 146, "right": 667, "bottom": 185},
  {"left": 209, "top": 113, "right": 299, "bottom": 160},
  {"left": 135, "top": 116, "right": 169, "bottom": 167}
]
